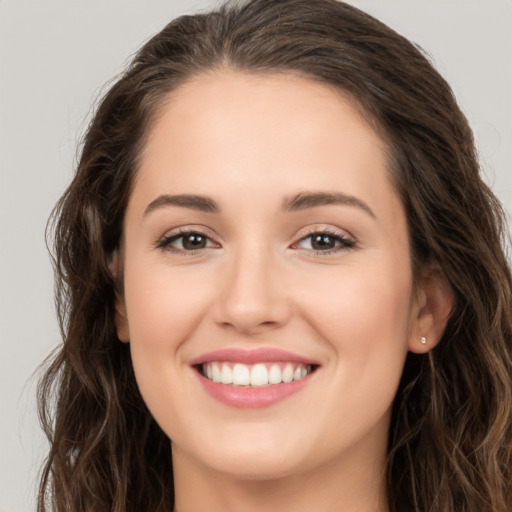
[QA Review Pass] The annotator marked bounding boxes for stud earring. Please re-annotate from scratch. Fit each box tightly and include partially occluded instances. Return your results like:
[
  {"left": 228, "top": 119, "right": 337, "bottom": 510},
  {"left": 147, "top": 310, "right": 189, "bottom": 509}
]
[{"left": 421, "top": 336, "right": 427, "bottom": 345}]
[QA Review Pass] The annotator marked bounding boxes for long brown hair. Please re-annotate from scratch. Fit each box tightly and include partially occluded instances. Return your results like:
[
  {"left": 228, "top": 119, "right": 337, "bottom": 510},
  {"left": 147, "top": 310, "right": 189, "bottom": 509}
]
[{"left": 38, "top": 0, "right": 512, "bottom": 510}]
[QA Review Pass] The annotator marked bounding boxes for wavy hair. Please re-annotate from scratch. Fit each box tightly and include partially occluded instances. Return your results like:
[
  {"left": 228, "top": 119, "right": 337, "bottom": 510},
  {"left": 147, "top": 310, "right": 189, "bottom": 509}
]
[{"left": 38, "top": 0, "right": 512, "bottom": 510}]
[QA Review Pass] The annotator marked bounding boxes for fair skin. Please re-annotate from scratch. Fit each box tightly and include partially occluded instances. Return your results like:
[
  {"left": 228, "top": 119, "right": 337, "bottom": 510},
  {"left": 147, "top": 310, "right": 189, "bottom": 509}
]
[{"left": 113, "top": 70, "right": 453, "bottom": 512}]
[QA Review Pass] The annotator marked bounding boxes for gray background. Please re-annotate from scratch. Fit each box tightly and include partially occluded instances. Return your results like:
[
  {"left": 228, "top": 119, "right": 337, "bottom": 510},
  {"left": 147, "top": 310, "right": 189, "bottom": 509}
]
[{"left": 1, "top": 1, "right": 510, "bottom": 510}]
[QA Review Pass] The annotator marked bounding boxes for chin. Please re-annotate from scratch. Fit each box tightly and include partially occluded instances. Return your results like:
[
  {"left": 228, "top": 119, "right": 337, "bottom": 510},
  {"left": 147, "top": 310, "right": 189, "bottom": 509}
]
[
  {"left": 203, "top": 450, "right": 307, "bottom": 481},
  {"left": 176, "top": 426, "right": 314, "bottom": 480}
]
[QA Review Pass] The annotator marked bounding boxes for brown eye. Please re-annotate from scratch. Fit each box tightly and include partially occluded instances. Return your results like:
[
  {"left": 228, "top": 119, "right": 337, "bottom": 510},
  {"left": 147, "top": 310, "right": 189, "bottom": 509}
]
[
  {"left": 157, "top": 231, "right": 218, "bottom": 253},
  {"left": 182, "top": 233, "right": 208, "bottom": 250},
  {"left": 294, "top": 230, "right": 355, "bottom": 254},
  {"left": 310, "top": 234, "right": 337, "bottom": 250}
]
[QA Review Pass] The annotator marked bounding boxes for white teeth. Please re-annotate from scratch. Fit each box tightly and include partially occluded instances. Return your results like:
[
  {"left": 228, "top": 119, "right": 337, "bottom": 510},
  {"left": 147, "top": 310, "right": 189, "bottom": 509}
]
[
  {"left": 282, "top": 364, "right": 294, "bottom": 383},
  {"left": 221, "top": 364, "right": 233, "bottom": 385},
  {"left": 202, "top": 361, "right": 313, "bottom": 386},
  {"left": 250, "top": 363, "right": 268, "bottom": 386},
  {"left": 268, "top": 364, "right": 282, "bottom": 385},
  {"left": 232, "top": 363, "right": 250, "bottom": 386},
  {"left": 212, "top": 363, "right": 221, "bottom": 383}
]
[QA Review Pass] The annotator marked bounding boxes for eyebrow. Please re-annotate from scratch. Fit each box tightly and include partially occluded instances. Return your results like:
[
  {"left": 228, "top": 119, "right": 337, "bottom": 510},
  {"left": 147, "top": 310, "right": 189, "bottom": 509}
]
[
  {"left": 282, "top": 191, "right": 375, "bottom": 218},
  {"left": 143, "top": 191, "right": 375, "bottom": 218},
  {"left": 144, "top": 194, "right": 220, "bottom": 215}
]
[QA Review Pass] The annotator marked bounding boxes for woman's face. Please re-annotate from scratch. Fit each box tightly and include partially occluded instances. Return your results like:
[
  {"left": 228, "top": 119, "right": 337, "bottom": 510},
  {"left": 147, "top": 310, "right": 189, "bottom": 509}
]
[{"left": 115, "top": 70, "right": 426, "bottom": 480}]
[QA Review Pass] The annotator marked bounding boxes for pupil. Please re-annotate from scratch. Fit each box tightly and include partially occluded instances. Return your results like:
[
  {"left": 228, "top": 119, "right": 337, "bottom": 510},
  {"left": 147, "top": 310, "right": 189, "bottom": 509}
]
[
  {"left": 312, "top": 234, "right": 335, "bottom": 250},
  {"left": 183, "top": 233, "right": 207, "bottom": 250}
]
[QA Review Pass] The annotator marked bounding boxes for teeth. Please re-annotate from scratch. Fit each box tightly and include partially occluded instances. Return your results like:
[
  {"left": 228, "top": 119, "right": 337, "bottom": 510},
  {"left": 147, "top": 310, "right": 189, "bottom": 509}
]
[
  {"left": 212, "top": 363, "right": 221, "bottom": 383},
  {"left": 250, "top": 363, "right": 268, "bottom": 387},
  {"left": 221, "top": 364, "right": 233, "bottom": 385},
  {"left": 282, "top": 364, "right": 294, "bottom": 383},
  {"left": 268, "top": 364, "right": 282, "bottom": 385},
  {"left": 232, "top": 363, "right": 250, "bottom": 385},
  {"left": 202, "top": 362, "right": 313, "bottom": 387}
]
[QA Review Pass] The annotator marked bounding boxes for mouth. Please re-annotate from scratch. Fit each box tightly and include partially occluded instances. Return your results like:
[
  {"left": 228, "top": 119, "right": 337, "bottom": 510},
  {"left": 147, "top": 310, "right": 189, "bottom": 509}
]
[
  {"left": 196, "top": 361, "right": 317, "bottom": 387},
  {"left": 190, "top": 348, "right": 320, "bottom": 408}
]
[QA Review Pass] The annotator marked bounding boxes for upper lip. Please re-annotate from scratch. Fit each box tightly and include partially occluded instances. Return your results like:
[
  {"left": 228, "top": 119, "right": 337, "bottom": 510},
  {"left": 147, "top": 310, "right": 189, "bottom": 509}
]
[{"left": 189, "top": 347, "right": 320, "bottom": 366}]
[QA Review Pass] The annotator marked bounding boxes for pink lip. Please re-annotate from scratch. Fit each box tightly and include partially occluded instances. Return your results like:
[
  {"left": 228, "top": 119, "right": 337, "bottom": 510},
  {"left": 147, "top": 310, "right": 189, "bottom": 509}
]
[
  {"left": 196, "top": 374, "right": 313, "bottom": 409},
  {"left": 189, "top": 347, "right": 319, "bottom": 366},
  {"left": 190, "top": 348, "right": 319, "bottom": 409}
]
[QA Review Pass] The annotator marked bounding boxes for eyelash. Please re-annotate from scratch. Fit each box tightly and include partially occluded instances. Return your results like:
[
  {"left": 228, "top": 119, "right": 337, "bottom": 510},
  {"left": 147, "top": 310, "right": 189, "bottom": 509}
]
[
  {"left": 156, "top": 229, "right": 219, "bottom": 255},
  {"left": 292, "top": 228, "right": 355, "bottom": 255},
  {"left": 156, "top": 228, "right": 355, "bottom": 256}
]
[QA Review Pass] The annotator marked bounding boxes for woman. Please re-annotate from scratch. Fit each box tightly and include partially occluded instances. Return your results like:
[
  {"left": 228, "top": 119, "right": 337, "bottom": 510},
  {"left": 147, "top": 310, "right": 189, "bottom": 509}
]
[{"left": 38, "top": 0, "right": 512, "bottom": 510}]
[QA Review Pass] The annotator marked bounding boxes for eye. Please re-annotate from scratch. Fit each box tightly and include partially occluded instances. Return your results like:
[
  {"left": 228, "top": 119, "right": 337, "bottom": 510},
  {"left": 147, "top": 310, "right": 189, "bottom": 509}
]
[
  {"left": 157, "top": 230, "right": 219, "bottom": 254},
  {"left": 293, "top": 230, "right": 355, "bottom": 254}
]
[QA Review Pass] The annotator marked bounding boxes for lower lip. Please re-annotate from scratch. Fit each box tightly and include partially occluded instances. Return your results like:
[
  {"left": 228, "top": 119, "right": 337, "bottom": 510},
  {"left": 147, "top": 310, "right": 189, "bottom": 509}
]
[{"left": 195, "top": 371, "right": 313, "bottom": 409}]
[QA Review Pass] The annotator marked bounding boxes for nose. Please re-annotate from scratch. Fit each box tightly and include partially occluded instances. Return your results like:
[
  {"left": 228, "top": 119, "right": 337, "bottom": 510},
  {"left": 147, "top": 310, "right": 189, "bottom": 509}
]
[{"left": 213, "top": 245, "right": 292, "bottom": 336}]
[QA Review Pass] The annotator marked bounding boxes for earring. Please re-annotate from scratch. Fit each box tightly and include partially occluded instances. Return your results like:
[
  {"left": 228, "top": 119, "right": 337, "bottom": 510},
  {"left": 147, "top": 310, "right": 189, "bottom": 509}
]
[{"left": 421, "top": 336, "right": 427, "bottom": 345}]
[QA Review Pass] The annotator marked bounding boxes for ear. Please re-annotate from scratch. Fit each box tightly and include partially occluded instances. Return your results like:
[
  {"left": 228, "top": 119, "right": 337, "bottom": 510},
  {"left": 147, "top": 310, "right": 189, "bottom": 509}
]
[
  {"left": 108, "top": 250, "right": 130, "bottom": 343},
  {"left": 408, "top": 268, "right": 454, "bottom": 354}
]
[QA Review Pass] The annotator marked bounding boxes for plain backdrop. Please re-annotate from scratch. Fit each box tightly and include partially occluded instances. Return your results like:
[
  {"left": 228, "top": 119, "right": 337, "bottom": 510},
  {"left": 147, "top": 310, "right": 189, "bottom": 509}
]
[{"left": 0, "top": 1, "right": 511, "bottom": 510}]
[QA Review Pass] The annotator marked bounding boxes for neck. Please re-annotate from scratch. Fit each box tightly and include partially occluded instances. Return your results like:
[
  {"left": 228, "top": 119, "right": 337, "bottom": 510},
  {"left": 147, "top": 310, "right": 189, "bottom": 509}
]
[{"left": 171, "top": 429, "right": 390, "bottom": 512}]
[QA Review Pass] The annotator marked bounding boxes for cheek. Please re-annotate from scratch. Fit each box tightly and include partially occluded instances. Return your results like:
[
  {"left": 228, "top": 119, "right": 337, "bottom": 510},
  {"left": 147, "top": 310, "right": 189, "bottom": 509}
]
[
  {"left": 296, "top": 259, "right": 414, "bottom": 407},
  {"left": 121, "top": 260, "right": 217, "bottom": 430},
  {"left": 299, "top": 258, "right": 414, "bottom": 343},
  {"left": 121, "top": 260, "right": 217, "bottom": 413},
  {"left": 123, "top": 261, "right": 212, "bottom": 352}
]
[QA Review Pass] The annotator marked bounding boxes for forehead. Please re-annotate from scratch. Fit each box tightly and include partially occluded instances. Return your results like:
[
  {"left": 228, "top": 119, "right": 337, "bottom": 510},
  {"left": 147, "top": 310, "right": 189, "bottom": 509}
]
[
  {"left": 131, "top": 69, "right": 401, "bottom": 223},
  {"left": 142, "top": 70, "right": 385, "bottom": 166}
]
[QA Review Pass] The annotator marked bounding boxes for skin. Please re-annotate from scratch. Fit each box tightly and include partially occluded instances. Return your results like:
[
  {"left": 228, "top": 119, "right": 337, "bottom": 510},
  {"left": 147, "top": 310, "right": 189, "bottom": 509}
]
[{"left": 113, "top": 70, "right": 453, "bottom": 512}]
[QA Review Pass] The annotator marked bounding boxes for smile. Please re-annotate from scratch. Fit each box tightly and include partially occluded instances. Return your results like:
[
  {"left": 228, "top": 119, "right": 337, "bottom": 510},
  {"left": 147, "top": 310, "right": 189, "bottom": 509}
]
[
  {"left": 201, "top": 362, "right": 314, "bottom": 387},
  {"left": 191, "top": 348, "right": 320, "bottom": 408}
]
